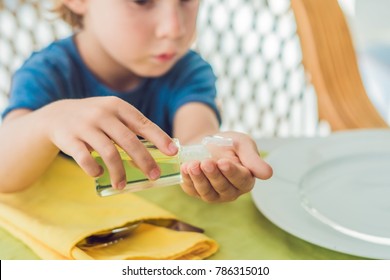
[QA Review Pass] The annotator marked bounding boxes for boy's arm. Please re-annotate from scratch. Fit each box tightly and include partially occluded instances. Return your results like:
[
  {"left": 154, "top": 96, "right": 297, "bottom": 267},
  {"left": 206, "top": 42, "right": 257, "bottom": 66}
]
[
  {"left": 173, "top": 102, "right": 272, "bottom": 203},
  {"left": 0, "top": 97, "right": 178, "bottom": 193},
  {"left": 172, "top": 102, "right": 220, "bottom": 145},
  {"left": 0, "top": 109, "right": 60, "bottom": 192}
]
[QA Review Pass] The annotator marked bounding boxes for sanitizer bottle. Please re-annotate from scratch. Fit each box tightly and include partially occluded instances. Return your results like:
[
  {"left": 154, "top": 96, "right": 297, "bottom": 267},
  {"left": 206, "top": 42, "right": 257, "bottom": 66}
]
[{"left": 92, "top": 136, "right": 233, "bottom": 197}]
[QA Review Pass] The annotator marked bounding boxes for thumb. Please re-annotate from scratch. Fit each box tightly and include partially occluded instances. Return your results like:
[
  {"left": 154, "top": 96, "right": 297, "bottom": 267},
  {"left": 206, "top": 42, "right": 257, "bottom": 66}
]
[{"left": 235, "top": 140, "right": 273, "bottom": 180}]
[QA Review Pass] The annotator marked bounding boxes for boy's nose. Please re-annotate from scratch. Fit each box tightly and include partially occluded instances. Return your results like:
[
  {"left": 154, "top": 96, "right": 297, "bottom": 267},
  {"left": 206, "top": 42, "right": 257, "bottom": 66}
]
[{"left": 155, "top": 6, "right": 186, "bottom": 40}]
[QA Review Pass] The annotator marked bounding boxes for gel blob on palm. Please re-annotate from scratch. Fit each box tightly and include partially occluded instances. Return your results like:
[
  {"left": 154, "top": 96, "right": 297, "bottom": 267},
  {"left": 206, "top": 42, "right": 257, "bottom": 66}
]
[{"left": 92, "top": 136, "right": 233, "bottom": 197}]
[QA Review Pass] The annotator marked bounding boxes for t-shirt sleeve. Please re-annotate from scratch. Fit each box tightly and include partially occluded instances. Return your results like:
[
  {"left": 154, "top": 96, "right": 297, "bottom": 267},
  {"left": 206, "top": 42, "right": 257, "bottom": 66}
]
[
  {"left": 1, "top": 45, "right": 70, "bottom": 120},
  {"left": 167, "top": 51, "right": 221, "bottom": 126},
  {"left": 2, "top": 68, "right": 55, "bottom": 119}
]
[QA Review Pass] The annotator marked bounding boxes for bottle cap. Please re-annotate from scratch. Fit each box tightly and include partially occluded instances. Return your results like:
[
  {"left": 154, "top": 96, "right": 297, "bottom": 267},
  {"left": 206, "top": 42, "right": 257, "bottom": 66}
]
[{"left": 179, "top": 135, "right": 233, "bottom": 163}]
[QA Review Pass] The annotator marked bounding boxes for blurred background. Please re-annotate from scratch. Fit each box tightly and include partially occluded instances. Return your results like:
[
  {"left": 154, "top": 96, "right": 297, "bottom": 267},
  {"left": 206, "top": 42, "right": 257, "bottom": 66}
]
[{"left": 0, "top": 0, "right": 389, "bottom": 137}]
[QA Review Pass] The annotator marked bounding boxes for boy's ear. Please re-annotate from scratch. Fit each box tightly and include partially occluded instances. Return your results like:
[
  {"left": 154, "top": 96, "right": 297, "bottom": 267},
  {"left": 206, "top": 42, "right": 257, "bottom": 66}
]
[{"left": 62, "top": 0, "right": 88, "bottom": 15}]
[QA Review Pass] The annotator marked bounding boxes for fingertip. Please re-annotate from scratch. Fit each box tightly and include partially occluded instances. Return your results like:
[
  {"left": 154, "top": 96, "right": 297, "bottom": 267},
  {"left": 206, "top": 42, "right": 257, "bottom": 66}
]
[
  {"left": 117, "top": 180, "right": 127, "bottom": 190},
  {"left": 200, "top": 159, "right": 216, "bottom": 174},
  {"left": 188, "top": 161, "right": 201, "bottom": 176},
  {"left": 263, "top": 163, "right": 273, "bottom": 179},
  {"left": 79, "top": 158, "right": 104, "bottom": 178},
  {"left": 217, "top": 158, "right": 231, "bottom": 172},
  {"left": 168, "top": 140, "right": 179, "bottom": 155},
  {"left": 181, "top": 162, "right": 189, "bottom": 175},
  {"left": 148, "top": 167, "right": 161, "bottom": 181},
  {"left": 92, "top": 165, "right": 104, "bottom": 178},
  {"left": 252, "top": 160, "right": 273, "bottom": 180},
  {"left": 156, "top": 138, "right": 178, "bottom": 156}
]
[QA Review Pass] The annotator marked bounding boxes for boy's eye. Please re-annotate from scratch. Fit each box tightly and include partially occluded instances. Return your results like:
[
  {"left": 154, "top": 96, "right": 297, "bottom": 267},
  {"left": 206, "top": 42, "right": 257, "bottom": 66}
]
[
  {"left": 131, "top": 0, "right": 193, "bottom": 5},
  {"left": 132, "top": 0, "right": 150, "bottom": 6}
]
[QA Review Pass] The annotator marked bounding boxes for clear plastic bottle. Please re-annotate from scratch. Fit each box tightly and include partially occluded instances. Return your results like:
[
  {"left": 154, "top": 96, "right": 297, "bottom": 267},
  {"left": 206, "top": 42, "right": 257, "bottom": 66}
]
[{"left": 92, "top": 136, "right": 233, "bottom": 197}]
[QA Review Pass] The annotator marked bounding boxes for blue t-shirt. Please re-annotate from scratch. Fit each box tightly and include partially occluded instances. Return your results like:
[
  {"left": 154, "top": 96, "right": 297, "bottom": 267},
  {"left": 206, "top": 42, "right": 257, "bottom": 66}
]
[{"left": 3, "top": 36, "right": 220, "bottom": 136}]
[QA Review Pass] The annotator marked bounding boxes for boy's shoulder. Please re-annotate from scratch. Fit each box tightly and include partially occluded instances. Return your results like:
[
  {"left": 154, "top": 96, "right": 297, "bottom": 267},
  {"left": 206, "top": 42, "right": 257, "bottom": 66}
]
[
  {"left": 174, "top": 50, "right": 211, "bottom": 71},
  {"left": 164, "top": 49, "right": 215, "bottom": 82},
  {"left": 19, "top": 36, "right": 78, "bottom": 71}
]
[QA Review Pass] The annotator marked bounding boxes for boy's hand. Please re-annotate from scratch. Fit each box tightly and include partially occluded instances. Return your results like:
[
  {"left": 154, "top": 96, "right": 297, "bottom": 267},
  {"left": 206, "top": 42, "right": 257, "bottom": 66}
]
[
  {"left": 179, "top": 132, "right": 273, "bottom": 203},
  {"left": 43, "top": 96, "right": 178, "bottom": 189}
]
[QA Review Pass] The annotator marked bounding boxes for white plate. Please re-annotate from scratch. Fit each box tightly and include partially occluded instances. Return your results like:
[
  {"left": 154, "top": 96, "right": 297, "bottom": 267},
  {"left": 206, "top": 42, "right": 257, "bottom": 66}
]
[{"left": 252, "top": 129, "right": 390, "bottom": 259}]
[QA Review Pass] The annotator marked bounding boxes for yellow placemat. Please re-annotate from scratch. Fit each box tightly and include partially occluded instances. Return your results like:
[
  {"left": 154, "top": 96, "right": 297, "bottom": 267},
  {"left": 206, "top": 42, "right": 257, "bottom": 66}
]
[{"left": 0, "top": 156, "right": 218, "bottom": 260}]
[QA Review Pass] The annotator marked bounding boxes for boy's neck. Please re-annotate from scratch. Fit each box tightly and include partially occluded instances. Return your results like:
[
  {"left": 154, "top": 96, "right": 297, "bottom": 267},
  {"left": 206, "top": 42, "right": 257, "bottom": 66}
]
[{"left": 74, "top": 32, "right": 143, "bottom": 92}]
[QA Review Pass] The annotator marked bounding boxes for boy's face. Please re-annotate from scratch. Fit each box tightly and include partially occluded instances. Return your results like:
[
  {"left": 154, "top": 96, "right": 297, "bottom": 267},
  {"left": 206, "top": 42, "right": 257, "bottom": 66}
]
[{"left": 77, "top": 0, "right": 199, "bottom": 77}]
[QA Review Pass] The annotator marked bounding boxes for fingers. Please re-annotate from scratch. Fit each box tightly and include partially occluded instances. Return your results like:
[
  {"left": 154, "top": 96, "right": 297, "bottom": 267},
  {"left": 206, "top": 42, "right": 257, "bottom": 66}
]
[
  {"left": 180, "top": 159, "right": 253, "bottom": 203},
  {"left": 102, "top": 120, "right": 161, "bottom": 182},
  {"left": 180, "top": 163, "right": 200, "bottom": 198},
  {"left": 189, "top": 161, "right": 220, "bottom": 202},
  {"left": 85, "top": 99, "right": 178, "bottom": 189},
  {"left": 234, "top": 138, "right": 273, "bottom": 180},
  {"left": 80, "top": 130, "right": 127, "bottom": 189},
  {"left": 117, "top": 103, "right": 178, "bottom": 156},
  {"left": 62, "top": 139, "right": 104, "bottom": 178},
  {"left": 201, "top": 160, "right": 240, "bottom": 199},
  {"left": 47, "top": 97, "right": 178, "bottom": 188},
  {"left": 217, "top": 159, "right": 255, "bottom": 193}
]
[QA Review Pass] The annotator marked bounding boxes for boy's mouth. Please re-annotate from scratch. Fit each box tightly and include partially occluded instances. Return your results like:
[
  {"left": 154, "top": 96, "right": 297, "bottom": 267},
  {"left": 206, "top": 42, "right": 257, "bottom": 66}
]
[{"left": 154, "top": 53, "right": 177, "bottom": 63}]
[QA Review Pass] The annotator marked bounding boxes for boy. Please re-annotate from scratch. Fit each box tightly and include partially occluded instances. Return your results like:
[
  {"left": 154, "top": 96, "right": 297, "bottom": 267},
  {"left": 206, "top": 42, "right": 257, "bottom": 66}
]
[{"left": 0, "top": 0, "right": 272, "bottom": 202}]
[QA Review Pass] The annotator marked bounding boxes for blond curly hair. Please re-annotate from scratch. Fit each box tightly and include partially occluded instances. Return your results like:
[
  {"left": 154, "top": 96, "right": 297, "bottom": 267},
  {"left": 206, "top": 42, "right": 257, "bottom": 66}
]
[{"left": 53, "top": 1, "right": 83, "bottom": 28}]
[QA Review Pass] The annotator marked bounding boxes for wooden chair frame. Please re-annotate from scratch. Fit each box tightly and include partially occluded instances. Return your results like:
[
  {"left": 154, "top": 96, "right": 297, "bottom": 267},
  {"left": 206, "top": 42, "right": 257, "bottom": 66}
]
[{"left": 291, "top": 0, "right": 388, "bottom": 130}]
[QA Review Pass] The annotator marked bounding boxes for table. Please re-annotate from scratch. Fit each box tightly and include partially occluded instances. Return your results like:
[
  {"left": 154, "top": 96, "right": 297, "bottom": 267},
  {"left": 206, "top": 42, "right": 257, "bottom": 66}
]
[{"left": 0, "top": 138, "right": 364, "bottom": 260}]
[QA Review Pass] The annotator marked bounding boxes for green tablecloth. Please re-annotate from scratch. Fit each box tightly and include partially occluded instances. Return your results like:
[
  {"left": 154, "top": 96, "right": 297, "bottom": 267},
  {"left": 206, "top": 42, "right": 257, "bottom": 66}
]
[{"left": 0, "top": 184, "right": 363, "bottom": 260}]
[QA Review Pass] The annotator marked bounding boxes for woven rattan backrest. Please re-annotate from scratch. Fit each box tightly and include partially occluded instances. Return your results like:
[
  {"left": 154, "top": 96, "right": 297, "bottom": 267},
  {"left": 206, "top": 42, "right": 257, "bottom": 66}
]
[{"left": 195, "top": 0, "right": 325, "bottom": 137}]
